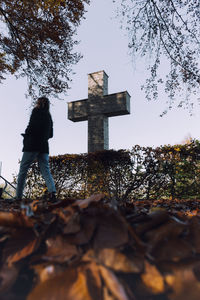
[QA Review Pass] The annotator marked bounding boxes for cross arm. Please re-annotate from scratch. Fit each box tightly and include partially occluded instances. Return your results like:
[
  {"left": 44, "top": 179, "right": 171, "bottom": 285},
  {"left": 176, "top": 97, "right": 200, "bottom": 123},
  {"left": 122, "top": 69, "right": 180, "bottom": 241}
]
[
  {"left": 102, "top": 91, "right": 131, "bottom": 117},
  {"left": 68, "top": 99, "right": 88, "bottom": 122}
]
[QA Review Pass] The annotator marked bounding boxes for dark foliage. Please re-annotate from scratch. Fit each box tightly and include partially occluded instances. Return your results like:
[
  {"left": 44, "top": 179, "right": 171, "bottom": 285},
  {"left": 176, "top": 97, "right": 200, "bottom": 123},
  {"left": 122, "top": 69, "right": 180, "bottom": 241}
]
[
  {"left": 0, "top": 0, "right": 90, "bottom": 99},
  {"left": 116, "top": 0, "right": 200, "bottom": 112},
  {"left": 23, "top": 140, "right": 200, "bottom": 201}
]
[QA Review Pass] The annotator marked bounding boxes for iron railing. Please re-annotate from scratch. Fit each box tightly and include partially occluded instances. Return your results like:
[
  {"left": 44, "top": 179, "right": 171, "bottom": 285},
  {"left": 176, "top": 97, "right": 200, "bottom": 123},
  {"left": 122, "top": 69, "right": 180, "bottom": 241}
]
[{"left": 0, "top": 175, "right": 16, "bottom": 198}]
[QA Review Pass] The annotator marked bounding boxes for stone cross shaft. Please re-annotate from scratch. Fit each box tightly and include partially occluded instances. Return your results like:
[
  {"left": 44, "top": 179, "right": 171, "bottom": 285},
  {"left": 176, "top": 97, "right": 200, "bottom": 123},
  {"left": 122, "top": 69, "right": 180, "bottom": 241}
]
[{"left": 68, "top": 71, "right": 131, "bottom": 152}]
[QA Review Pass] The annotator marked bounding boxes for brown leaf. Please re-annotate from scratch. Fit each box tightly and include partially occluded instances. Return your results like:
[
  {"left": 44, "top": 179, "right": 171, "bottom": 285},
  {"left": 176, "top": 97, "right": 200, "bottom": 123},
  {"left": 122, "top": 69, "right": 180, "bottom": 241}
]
[
  {"left": 8, "top": 238, "right": 38, "bottom": 266},
  {"left": 99, "top": 265, "right": 129, "bottom": 300},
  {"left": 152, "top": 238, "right": 193, "bottom": 262},
  {"left": 136, "top": 209, "right": 170, "bottom": 235},
  {"left": 32, "top": 263, "right": 65, "bottom": 283},
  {"left": 0, "top": 264, "right": 19, "bottom": 294},
  {"left": 165, "top": 269, "right": 200, "bottom": 300},
  {"left": 93, "top": 210, "right": 129, "bottom": 249},
  {"left": 97, "top": 248, "right": 144, "bottom": 273},
  {"left": 84, "top": 262, "right": 102, "bottom": 300},
  {"left": 54, "top": 206, "right": 76, "bottom": 224},
  {"left": 158, "top": 257, "right": 199, "bottom": 275},
  {"left": 145, "top": 219, "right": 186, "bottom": 253},
  {"left": 65, "top": 215, "right": 97, "bottom": 245},
  {"left": 103, "top": 286, "right": 116, "bottom": 300},
  {"left": 73, "top": 193, "right": 105, "bottom": 209},
  {"left": 28, "top": 267, "right": 93, "bottom": 300},
  {"left": 27, "top": 268, "right": 77, "bottom": 300},
  {"left": 3, "top": 228, "right": 40, "bottom": 266},
  {"left": 43, "top": 235, "right": 78, "bottom": 263},
  {"left": 62, "top": 212, "right": 81, "bottom": 234},
  {"left": 0, "top": 226, "right": 13, "bottom": 242},
  {"left": 0, "top": 211, "right": 34, "bottom": 228},
  {"left": 141, "top": 260, "right": 165, "bottom": 294},
  {"left": 193, "top": 262, "right": 200, "bottom": 282},
  {"left": 67, "top": 268, "right": 93, "bottom": 300},
  {"left": 188, "top": 216, "right": 200, "bottom": 253}
]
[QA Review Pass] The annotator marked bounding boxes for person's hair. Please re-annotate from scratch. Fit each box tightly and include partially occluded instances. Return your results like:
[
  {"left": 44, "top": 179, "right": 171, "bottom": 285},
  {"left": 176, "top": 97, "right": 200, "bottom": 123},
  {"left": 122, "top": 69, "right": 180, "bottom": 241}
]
[{"left": 35, "top": 97, "right": 50, "bottom": 112}]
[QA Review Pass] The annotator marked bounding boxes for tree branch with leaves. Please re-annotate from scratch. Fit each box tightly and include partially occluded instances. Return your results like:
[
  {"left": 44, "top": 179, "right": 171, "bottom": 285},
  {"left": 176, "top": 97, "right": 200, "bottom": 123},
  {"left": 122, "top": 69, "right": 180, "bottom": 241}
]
[
  {"left": 116, "top": 0, "right": 200, "bottom": 113},
  {"left": 0, "top": 0, "right": 90, "bottom": 100}
]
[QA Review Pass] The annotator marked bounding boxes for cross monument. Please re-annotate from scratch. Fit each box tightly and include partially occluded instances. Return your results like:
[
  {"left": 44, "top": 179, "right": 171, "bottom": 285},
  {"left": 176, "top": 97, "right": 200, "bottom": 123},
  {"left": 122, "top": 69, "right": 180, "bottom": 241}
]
[{"left": 68, "top": 71, "right": 131, "bottom": 152}]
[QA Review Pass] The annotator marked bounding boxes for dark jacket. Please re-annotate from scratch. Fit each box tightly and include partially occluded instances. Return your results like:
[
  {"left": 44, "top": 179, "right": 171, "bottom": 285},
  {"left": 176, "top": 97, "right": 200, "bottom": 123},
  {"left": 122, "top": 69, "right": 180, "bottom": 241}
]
[{"left": 22, "top": 107, "right": 53, "bottom": 154}]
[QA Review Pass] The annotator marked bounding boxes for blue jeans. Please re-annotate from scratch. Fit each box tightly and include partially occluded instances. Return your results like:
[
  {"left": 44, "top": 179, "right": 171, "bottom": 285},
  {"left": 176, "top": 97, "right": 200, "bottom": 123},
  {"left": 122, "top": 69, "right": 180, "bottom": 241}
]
[{"left": 16, "top": 152, "right": 56, "bottom": 199}]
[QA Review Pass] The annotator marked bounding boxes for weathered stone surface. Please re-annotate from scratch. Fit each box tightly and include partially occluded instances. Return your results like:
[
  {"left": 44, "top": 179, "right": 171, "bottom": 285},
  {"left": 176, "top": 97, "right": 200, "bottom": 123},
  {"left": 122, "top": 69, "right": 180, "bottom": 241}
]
[{"left": 68, "top": 71, "right": 131, "bottom": 152}]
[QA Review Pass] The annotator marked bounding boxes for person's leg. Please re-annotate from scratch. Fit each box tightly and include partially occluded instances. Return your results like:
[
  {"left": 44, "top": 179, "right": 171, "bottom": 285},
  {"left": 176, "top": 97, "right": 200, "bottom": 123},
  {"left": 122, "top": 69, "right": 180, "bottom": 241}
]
[
  {"left": 38, "top": 153, "right": 56, "bottom": 194},
  {"left": 16, "top": 152, "right": 38, "bottom": 199}
]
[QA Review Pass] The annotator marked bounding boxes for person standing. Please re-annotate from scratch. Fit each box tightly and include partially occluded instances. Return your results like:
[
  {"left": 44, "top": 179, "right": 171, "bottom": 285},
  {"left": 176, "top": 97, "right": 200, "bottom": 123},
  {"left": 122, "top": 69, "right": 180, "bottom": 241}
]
[{"left": 16, "top": 97, "right": 56, "bottom": 200}]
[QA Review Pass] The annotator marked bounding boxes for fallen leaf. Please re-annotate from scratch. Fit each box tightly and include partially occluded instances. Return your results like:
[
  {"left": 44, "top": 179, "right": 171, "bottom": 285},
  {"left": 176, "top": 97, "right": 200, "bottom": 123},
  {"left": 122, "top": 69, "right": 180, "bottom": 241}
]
[
  {"left": 67, "top": 268, "right": 93, "bottom": 300},
  {"left": 188, "top": 216, "right": 200, "bottom": 253},
  {"left": 3, "top": 228, "right": 40, "bottom": 266},
  {"left": 43, "top": 235, "right": 78, "bottom": 263},
  {"left": 152, "top": 238, "right": 193, "bottom": 262},
  {"left": 165, "top": 269, "right": 200, "bottom": 300},
  {"left": 97, "top": 248, "right": 144, "bottom": 273},
  {"left": 99, "top": 265, "right": 129, "bottom": 300},
  {"left": 93, "top": 210, "right": 129, "bottom": 249},
  {"left": 27, "top": 268, "right": 77, "bottom": 300},
  {"left": 193, "top": 262, "right": 200, "bottom": 281},
  {"left": 141, "top": 260, "right": 165, "bottom": 294},
  {"left": 65, "top": 214, "right": 97, "bottom": 245},
  {"left": 0, "top": 211, "right": 34, "bottom": 228},
  {"left": 54, "top": 206, "right": 76, "bottom": 224},
  {"left": 32, "top": 263, "right": 65, "bottom": 283},
  {"left": 136, "top": 209, "right": 170, "bottom": 235},
  {"left": 73, "top": 193, "right": 105, "bottom": 209},
  {"left": 145, "top": 219, "right": 186, "bottom": 253},
  {"left": 28, "top": 266, "right": 94, "bottom": 300},
  {"left": 83, "top": 262, "right": 102, "bottom": 300},
  {"left": 7, "top": 238, "right": 38, "bottom": 267},
  {"left": 0, "top": 226, "right": 12, "bottom": 242},
  {"left": 103, "top": 286, "right": 116, "bottom": 300},
  {"left": 62, "top": 212, "right": 81, "bottom": 234},
  {"left": 0, "top": 264, "right": 18, "bottom": 294}
]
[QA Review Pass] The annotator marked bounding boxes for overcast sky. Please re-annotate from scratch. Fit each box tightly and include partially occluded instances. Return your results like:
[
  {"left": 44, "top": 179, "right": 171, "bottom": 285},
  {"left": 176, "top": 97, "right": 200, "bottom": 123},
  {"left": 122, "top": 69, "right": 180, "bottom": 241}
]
[{"left": 1, "top": 0, "right": 200, "bottom": 182}]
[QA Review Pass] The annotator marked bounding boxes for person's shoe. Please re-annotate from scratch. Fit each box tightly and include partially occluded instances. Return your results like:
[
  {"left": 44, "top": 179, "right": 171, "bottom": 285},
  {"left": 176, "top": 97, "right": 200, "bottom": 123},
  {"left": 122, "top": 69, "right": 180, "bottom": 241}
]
[
  {"left": 13, "top": 197, "right": 22, "bottom": 202},
  {"left": 41, "top": 190, "right": 49, "bottom": 200},
  {"left": 48, "top": 192, "right": 57, "bottom": 203}
]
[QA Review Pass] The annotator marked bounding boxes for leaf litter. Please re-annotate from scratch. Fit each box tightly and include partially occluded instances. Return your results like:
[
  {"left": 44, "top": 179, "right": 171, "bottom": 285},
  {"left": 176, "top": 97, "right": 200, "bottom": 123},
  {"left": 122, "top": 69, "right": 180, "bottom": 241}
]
[{"left": 0, "top": 195, "right": 200, "bottom": 299}]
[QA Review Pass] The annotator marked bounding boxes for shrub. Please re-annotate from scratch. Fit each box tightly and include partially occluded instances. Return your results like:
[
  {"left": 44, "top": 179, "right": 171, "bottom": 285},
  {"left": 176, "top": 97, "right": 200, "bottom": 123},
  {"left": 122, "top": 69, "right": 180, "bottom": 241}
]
[{"left": 24, "top": 140, "right": 200, "bottom": 201}]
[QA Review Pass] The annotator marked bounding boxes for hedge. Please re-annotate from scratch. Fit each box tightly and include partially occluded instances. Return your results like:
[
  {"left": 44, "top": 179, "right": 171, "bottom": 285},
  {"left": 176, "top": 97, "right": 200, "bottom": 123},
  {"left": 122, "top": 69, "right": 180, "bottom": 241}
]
[{"left": 23, "top": 139, "right": 200, "bottom": 201}]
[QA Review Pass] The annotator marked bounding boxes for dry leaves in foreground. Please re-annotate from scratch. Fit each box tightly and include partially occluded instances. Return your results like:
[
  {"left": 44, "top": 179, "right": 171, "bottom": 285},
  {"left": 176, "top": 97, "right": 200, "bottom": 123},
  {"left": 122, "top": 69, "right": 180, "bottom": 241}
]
[{"left": 0, "top": 195, "right": 200, "bottom": 299}]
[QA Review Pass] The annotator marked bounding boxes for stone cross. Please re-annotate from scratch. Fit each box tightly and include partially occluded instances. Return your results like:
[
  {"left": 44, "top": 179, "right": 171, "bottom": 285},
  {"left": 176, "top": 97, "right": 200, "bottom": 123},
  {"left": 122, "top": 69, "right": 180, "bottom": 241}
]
[{"left": 68, "top": 70, "right": 131, "bottom": 152}]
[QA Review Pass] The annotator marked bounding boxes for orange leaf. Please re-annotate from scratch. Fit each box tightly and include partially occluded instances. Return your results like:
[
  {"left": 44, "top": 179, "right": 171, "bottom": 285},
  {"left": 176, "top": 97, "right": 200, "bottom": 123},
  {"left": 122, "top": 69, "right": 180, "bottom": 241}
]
[
  {"left": 32, "top": 263, "right": 65, "bottom": 283},
  {"left": 43, "top": 235, "right": 78, "bottom": 263},
  {"left": 141, "top": 261, "right": 165, "bottom": 294},
  {"left": 99, "top": 265, "right": 129, "bottom": 300},
  {"left": 0, "top": 211, "right": 34, "bottom": 228},
  {"left": 165, "top": 269, "right": 200, "bottom": 300},
  {"left": 7, "top": 238, "right": 38, "bottom": 266},
  {"left": 67, "top": 269, "right": 93, "bottom": 300},
  {"left": 73, "top": 193, "right": 105, "bottom": 209},
  {"left": 97, "top": 248, "right": 144, "bottom": 273},
  {"left": 28, "top": 267, "right": 93, "bottom": 300}
]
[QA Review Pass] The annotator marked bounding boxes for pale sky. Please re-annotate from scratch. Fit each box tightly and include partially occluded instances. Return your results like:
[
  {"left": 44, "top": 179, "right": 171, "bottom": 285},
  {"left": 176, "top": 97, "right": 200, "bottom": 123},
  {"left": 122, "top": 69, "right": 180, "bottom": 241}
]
[{"left": 1, "top": 0, "right": 200, "bottom": 182}]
